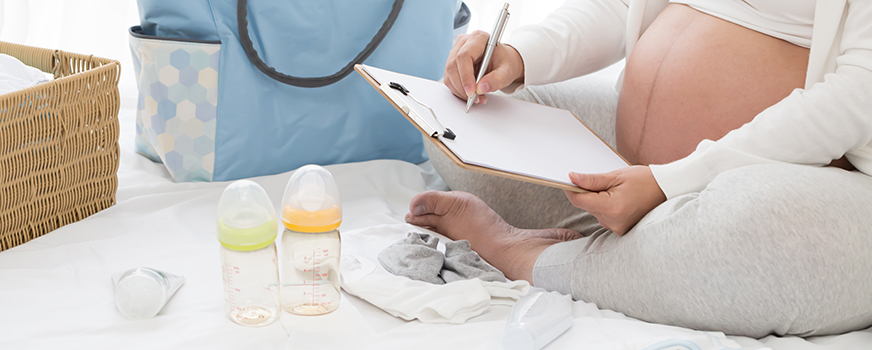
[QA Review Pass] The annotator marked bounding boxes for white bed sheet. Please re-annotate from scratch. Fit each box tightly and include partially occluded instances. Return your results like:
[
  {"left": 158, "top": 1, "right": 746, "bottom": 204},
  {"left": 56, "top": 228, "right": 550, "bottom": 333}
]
[{"left": 0, "top": 106, "right": 869, "bottom": 349}]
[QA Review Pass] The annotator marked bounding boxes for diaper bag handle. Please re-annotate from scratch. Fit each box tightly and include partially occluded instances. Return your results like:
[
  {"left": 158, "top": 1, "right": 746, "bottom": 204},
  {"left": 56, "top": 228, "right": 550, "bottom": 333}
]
[{"left": 237, "top": 0, "right": 404, "bottom": 88}]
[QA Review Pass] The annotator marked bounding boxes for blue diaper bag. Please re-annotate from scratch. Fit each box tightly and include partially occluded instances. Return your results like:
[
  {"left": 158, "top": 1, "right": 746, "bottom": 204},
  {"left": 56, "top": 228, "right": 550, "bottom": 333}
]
[{"left": 130, "top": 0, "right": 461, "bottom": 182}]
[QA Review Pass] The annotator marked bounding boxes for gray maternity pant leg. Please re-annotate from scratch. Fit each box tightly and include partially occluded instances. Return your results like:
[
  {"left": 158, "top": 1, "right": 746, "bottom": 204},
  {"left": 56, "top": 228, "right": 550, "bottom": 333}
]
[{"left": 424, "top": 75, "right": 872, "bottom": 338}]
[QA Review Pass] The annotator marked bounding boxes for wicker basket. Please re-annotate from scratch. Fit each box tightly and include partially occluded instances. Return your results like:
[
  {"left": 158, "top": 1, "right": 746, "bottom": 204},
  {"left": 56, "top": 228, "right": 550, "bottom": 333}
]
[{"left": 0, "top": 41, "right": 121, "bottom": 252}]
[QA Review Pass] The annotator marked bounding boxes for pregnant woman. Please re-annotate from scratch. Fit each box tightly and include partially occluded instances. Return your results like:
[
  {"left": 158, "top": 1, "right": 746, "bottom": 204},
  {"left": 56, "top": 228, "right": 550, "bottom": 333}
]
[{"left": 408, "top": 0, "right": 872, "bottom": 338}]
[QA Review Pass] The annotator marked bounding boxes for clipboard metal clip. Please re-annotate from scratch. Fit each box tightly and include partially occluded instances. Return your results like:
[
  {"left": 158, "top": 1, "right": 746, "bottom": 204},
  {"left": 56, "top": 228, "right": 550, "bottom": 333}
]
[{"left": 387, "top": 82, "right": 456, "bottom": 140}]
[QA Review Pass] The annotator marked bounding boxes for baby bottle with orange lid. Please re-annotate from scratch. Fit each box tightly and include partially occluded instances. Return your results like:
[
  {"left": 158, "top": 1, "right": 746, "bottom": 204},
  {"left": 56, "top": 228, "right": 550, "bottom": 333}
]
[{"left": 280, "top": 165, "right": 342, "bottom": 315}]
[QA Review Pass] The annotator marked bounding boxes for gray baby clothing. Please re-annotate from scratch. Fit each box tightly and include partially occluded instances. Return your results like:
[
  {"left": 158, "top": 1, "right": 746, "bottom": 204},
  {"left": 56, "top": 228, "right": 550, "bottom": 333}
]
[
  {"left": 378, "top": 232, "right": 445, "bottom": 285},
  {"left": 441, "top": 240, "right": 506, "bottom": 283},
  {"left": 378, "top": 232, "right": 507, "bottom": 284}
]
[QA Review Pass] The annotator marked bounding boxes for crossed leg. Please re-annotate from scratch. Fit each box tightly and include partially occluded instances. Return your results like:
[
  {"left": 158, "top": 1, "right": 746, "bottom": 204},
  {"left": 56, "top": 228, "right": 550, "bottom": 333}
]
[{"left": 406, "top": 164, "right": 872, "bottom": 338}]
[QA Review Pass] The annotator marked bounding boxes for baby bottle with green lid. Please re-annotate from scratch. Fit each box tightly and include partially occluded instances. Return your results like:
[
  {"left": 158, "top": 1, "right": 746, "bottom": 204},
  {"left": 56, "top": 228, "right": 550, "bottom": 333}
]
[
  {"left": 217, "top": 180, "right": 280, "bottom": 326},
  {"left": 280, "top": 165, "right": 342, "bottom": 315}
]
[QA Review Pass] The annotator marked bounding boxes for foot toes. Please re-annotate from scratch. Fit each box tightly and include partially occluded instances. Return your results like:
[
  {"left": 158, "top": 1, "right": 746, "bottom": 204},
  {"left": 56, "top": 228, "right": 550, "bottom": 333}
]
[
  {"left": 409, "top": 190, "right": 474, "bottom": 217},
  {"left": 408, "top": 190, "right": 442, "bottom": 216},
  {"left": 407, "top": 190, "right": 502, "bottom": 241},
  {"left": 405, "top": 213, "right": 443, "bottom": 229}
]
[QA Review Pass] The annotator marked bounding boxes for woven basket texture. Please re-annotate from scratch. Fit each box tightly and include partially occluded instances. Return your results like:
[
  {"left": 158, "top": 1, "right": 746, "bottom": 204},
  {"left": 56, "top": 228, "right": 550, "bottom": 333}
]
[{"left": 0, "top": 41, "right": 120, "bottom": 252}]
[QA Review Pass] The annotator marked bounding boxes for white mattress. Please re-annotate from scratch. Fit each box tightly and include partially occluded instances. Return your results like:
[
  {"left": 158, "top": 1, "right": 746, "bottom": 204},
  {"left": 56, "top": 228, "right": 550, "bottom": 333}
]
[{"left": 0, "top": 106, "right": 870, "bottom": 349}]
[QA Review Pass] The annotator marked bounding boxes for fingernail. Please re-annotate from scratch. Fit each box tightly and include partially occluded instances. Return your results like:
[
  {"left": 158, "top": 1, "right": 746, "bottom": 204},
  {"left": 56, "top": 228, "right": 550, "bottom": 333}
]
[
  {"left": 569, "top": 172, "right": 582, "bottom": 181},
  {"left": 475, "top": 96, "right": 482, "bottom": 104},
  {"left": 404, "top": 214, "right": 412, "bottom": 223},
  {"left": 464, "top": 85, "right": 474, "bottom": 97},
  {"left": 412, "top": 204, "right": 426, "bottom": 216},
  {"left": 477, "top": 82, "right": 490, "bottom": 94}
]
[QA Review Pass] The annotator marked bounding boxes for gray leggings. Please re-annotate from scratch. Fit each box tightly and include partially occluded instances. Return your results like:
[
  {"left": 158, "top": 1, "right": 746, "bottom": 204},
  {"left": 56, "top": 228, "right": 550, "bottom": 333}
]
[{"left": 425, "top": 75, "right": 872, "bottom": 338}]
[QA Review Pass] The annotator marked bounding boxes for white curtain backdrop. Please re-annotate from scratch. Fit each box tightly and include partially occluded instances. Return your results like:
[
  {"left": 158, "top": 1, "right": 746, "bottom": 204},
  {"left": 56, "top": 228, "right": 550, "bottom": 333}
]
[
  {"left": 465, "top": 0, "right": 565, "bottom": 39},
  {"left": 0, "top": 0, "right": 141, "bottom": 106},
  {"left": 0, "top": 0, "right": 564, "bottom": 109}
]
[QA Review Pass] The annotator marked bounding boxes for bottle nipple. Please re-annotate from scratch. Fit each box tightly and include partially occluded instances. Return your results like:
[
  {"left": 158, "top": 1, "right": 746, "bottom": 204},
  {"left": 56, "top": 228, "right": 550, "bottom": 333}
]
[
  {"left": 216, "top": 180, "right": 278, "bottom": 251},
  {"left": 281, "top": 165, "right": 342, "bottom": 232}
]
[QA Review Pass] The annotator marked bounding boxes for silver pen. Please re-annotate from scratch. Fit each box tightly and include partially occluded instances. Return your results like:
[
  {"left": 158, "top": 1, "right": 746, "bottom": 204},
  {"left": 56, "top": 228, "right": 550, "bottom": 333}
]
[{"left": 466, "top": 3, "right": 510, "bottom": 113}]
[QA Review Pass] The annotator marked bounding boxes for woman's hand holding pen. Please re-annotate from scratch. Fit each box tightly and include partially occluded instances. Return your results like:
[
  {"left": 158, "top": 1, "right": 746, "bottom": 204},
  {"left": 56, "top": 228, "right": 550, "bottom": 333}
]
[{"left": 444, "top": 30, "right": 525, "bottom": 105}]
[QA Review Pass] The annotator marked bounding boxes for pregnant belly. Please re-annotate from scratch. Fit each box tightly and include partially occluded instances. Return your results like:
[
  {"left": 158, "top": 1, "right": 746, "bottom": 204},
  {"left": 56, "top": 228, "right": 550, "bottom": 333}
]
[{"left": 615, "top": 4, "right": 809, "bottom": 165}]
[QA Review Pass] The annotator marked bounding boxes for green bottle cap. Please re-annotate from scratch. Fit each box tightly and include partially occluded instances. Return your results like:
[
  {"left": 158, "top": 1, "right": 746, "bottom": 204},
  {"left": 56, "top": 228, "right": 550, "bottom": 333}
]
[{"left": 216, "top": 180, "right": 278, "bottom": 251}]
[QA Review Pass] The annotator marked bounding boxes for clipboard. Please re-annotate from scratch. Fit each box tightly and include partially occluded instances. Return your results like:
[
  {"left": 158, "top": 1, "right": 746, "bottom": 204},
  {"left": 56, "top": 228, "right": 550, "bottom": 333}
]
[{"left": 355, "top": 64, "right": 629, "bottom": 193}]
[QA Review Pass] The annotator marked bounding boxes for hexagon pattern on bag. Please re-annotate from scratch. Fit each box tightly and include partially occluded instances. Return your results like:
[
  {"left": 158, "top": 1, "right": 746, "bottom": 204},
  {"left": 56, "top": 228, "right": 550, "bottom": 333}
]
[{"left": 130, "top": 35, "right": 220, "bottom": 182}]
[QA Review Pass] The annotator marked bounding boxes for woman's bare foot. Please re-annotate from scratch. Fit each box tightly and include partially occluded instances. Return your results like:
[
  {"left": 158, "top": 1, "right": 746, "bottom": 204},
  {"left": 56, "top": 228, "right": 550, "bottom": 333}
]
[{"left": 404, "top": 190, "right": 583, "bottom": 283}]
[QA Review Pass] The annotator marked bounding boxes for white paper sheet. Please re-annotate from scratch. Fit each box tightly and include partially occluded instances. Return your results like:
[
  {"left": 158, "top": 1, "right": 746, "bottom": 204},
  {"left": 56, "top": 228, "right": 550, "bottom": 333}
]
[{"left": 362, "top": 65, "right": 628, "bottom": 187}]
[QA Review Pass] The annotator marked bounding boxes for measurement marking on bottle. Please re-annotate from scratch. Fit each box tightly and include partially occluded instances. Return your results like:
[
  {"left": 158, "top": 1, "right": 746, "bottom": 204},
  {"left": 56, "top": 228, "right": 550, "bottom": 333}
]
[
  {"left": 283, "top": 240, "right": 339, "bottom": 314},
  {"left": 223, "top": 264, "right": 246, "bottom": 309}
]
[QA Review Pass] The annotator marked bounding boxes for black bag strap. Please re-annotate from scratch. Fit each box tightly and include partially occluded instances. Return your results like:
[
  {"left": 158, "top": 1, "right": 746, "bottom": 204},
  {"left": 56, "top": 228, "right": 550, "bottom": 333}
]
[{"left": 237, "top": 0, "right": 404, "bottom": 88}]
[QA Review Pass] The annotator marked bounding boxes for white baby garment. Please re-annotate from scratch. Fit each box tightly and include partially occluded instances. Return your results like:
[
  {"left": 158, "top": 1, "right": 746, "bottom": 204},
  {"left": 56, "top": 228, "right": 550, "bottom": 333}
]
[
  {"left": 340, "top": 224, "right": 529, "bottom": 324},
  {"left": 0, "top": 53, "right": 50, "bottom": 95}
]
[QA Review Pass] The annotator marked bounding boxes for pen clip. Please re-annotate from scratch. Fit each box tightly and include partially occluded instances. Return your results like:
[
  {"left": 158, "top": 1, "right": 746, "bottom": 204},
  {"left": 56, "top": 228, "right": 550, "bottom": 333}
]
[{"left": 497, "top": 12, "right": 510, "bottom": 42}]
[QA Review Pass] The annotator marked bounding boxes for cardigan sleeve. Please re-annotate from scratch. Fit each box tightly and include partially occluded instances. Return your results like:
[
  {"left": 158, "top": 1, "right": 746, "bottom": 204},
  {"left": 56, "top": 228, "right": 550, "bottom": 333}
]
[
  {"left": 502, "top": 0, "right": 630, "bottom": 92},
  {"left": 650, "top": 0, "right": 872, "bottom": 199}
]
